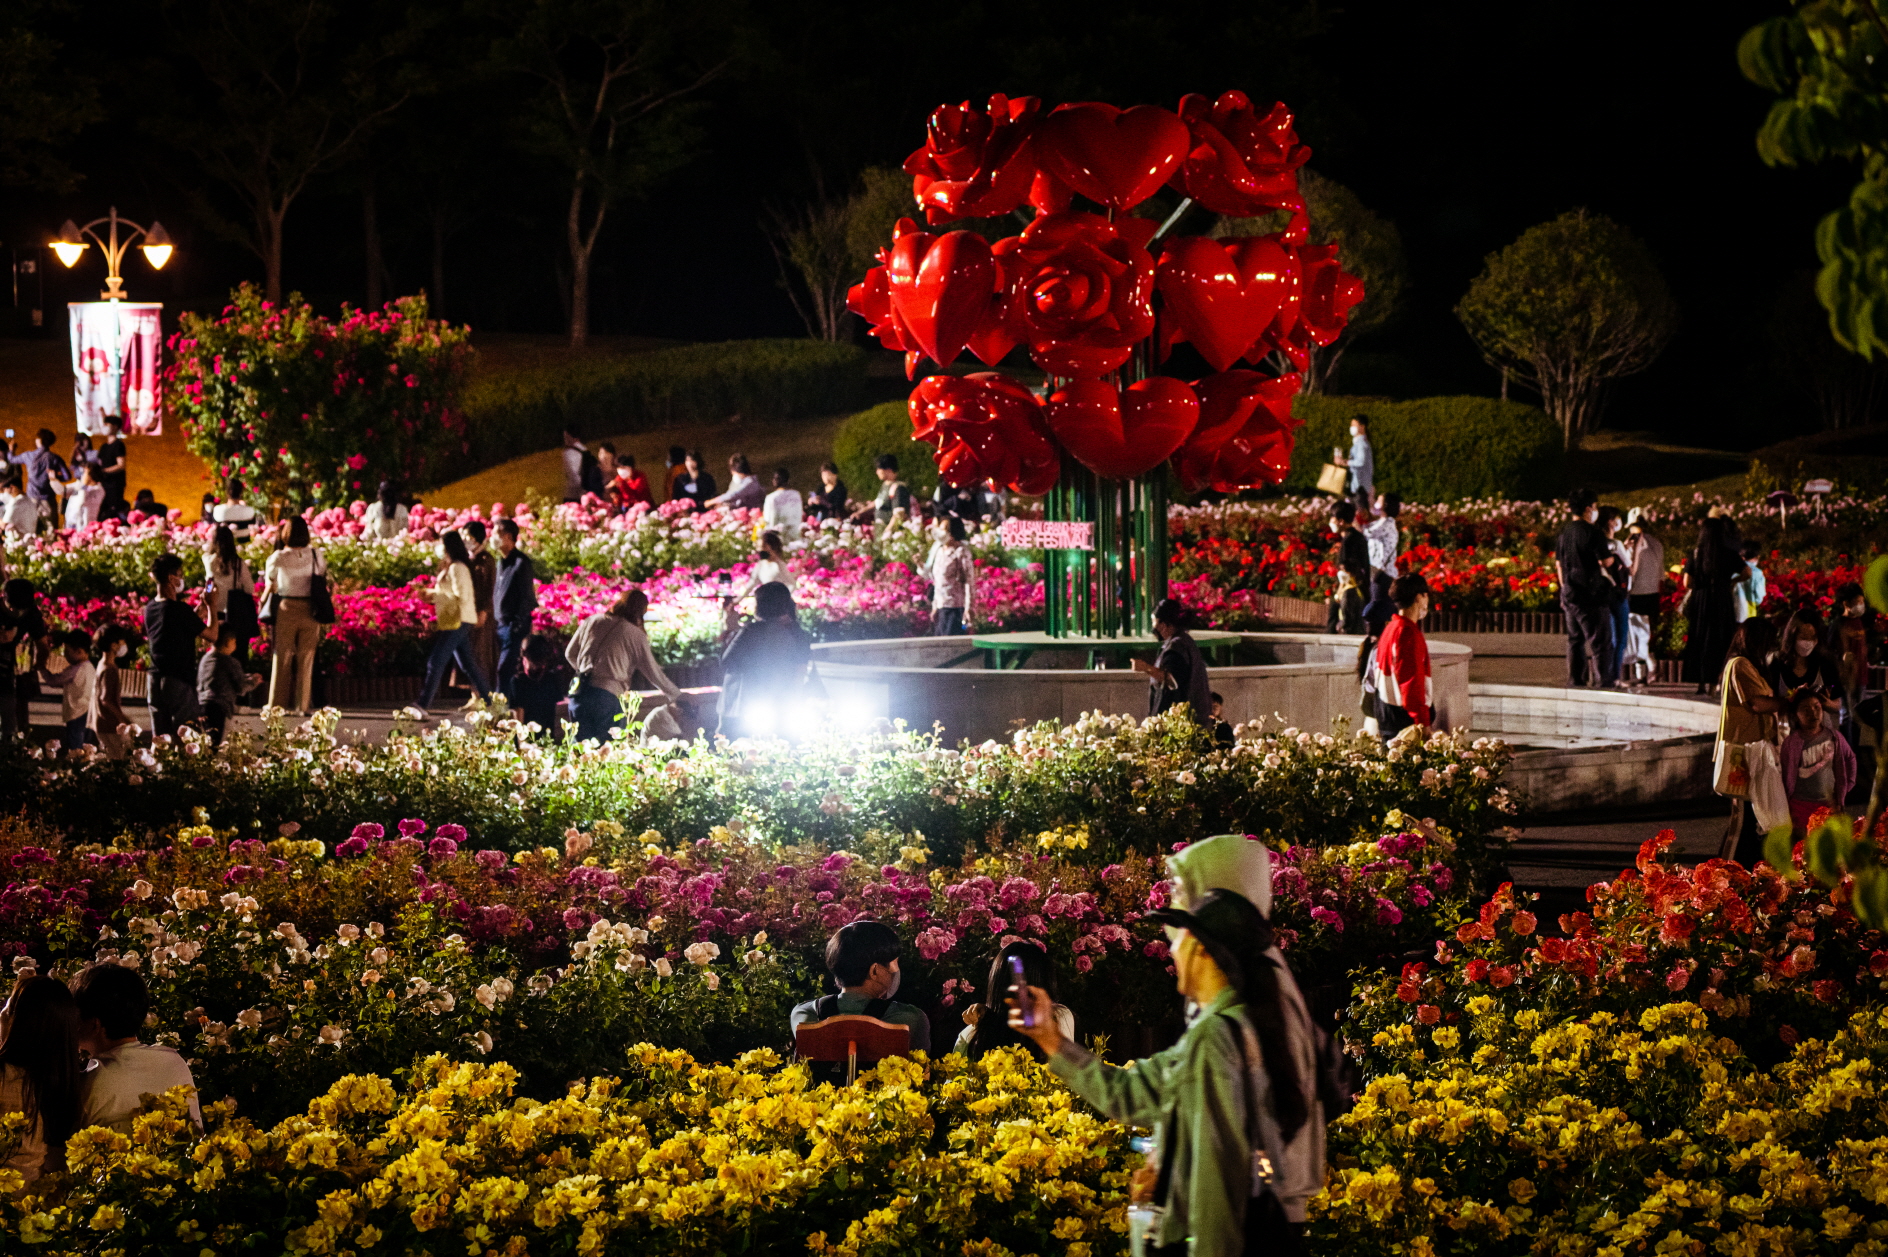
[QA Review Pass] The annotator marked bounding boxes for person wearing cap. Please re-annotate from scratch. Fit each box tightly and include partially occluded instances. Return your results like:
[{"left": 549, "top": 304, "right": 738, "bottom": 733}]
[
  {"left": 1009, "top": 880, "right": 1322, "bottom": 1255},
  {"left": 1134, "top": 598, "right": 1213, "bottom": 724}
]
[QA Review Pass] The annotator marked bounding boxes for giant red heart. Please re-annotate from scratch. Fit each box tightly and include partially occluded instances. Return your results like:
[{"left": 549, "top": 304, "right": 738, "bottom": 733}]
[
  {"left": 1044, "top": 376, "right": 1199, "bottom": 479},
  {"left": 1036, "top": 103, "right": 1190, "bottom": 212},
  {"left": 1155, "top": 235, "right": 1291, "bottom": 372},
  {"left": 1173, "top": 370, "right": 1301, "bottom": 492},
  {"left": 886, "top": 226, "right": 996, "bottom": 372}
]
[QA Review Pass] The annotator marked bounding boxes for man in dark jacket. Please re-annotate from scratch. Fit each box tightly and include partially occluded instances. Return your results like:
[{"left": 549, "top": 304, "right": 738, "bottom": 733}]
[
  {"left": 492, "top": 518, "right": 538, "bottom": 688},
  {"left": 1555, "top": 487, "right": 1617, "bottom": 688}
]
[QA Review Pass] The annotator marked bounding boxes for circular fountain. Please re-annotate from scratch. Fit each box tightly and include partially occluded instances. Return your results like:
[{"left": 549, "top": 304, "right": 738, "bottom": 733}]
[{"left": 811, "top": 631, "right": 1472, "bottom": 744}]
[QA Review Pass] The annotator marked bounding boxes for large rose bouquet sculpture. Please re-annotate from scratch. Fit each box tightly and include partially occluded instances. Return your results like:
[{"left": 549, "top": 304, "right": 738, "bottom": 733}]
[{"left": 850, "top": 90, "right": 1361, "bottom": 499}]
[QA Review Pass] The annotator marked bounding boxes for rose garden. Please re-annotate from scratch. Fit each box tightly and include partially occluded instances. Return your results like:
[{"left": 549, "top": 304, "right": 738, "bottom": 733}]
[{"left": 2, "top": 39, "right": 1888, "bottom": 1257}]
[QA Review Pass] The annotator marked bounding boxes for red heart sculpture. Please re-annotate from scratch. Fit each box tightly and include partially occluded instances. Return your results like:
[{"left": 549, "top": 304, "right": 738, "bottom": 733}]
[
  {"left": 1036, "top": 103, "right": 1190, "bottom": 212},
  {"left": 1174, "top": 370, "right": 1301, "bottom": 492},
  {"left": 886, "top": 226, "right": 996, "bottom": 371},
  {"left": 1045, "top": 376, "right": 1199, "bottom": 479},
  {"left": 1155, "top": 235, "right": 1291, "bottom": 372},
  {"left": 909, "top": 372, "right": 1060, "bottom": 495}
]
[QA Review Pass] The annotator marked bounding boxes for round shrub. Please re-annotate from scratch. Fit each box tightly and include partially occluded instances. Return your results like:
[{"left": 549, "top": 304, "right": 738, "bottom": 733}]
[
  {"left": 1286, "top": 394, "right": 1563, "bottom": 502},
  {"left": 832, "top": 400, "right": 941, "bottom": 504}
]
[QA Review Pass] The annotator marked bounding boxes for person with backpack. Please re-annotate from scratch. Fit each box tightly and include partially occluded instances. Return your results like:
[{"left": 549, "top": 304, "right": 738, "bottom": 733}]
[
  {"left": 1009, "top": 883, "right": 1323, "bottom": 1256},
  {"left": 789, "top": 921, "right": 932, "bottom": 1070}
]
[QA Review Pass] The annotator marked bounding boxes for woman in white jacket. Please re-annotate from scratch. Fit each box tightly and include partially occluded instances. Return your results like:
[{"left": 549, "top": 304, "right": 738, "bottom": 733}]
[
  {"left": 259, "top": 515, "right": 327, "bottom": 714},
  {"left": 417, "top": 529, "right": 490, "bottom": 715}
]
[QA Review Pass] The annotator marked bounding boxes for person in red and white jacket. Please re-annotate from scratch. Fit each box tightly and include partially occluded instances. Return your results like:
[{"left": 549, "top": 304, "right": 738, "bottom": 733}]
[{"left": 1374, "top": 575, "right": 1433, "bottom": 736}]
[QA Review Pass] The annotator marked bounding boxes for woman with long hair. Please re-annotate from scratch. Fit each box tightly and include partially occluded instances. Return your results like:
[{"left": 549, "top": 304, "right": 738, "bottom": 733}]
[
  {"left": 1717, "top": 615, "right": 1785, "bottom": 865},
  {"left": 418, "top": 529, "right": 491, "bottom": 716},
  {"left": 0, "top": 974, "right": 83, "bottom": 1186},
  {"left": 203, "top": 524, "right": 258, "bottom": 667},
  {"left": 1683, "top": 515, "right": 1744, "bottom": 694},
  {"left": 362, "top": 481, "right": 409, "bottom": 540},
  {"left": 955, "top": 942, "right": 1074, "bottom": 1062},
  {"left": 1771, "top": 608, "right": 1844, "bottom": 723},
  {"left": 259, "top": 515, "right": 327, "bottom": 714}
]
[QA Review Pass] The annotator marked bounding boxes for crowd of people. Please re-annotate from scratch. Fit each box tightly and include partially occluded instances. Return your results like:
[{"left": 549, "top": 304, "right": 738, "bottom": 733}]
[{"left": 0, "top": 422, "right": 133, "bottom": 534}]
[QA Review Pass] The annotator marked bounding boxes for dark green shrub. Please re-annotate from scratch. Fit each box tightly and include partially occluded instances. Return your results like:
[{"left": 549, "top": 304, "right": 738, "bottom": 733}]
[
  {"left": 832, "top": 400, "right": 941, "bottom": 503},
  {"left": 452, "top": 339, "right": 868, "bottom": 482},
  {"left": 1286, "top": 394, "right": 1563, "bottom": 501}
]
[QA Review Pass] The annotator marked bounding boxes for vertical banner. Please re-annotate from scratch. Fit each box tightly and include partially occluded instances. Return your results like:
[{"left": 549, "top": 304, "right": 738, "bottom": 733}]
[{"left": 68, "top": 302, "right": 164, "bottom": 436}]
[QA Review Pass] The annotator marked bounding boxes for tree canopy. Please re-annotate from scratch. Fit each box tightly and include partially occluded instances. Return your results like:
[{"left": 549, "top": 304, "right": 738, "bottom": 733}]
[
  {"left": 1741, "top": 1, "right": 1888, "bottom": 360},
  {"left": 1454, "top": 209, "right": 1677, "bottom": 450}
]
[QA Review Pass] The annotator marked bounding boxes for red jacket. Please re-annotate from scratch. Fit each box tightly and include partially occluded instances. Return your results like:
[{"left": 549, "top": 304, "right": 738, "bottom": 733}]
[{"left": 1375, "top": 613, "right": 1431, "bottom": 727}]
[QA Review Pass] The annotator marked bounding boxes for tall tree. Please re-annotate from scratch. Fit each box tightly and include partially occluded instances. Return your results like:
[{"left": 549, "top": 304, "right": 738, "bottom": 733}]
[
  {"left": 0, "top": 1, "right": 101, "bottom": 193},
  {"left": 1741, "top": 2, "right": 1888, "bottom": 359},
  {"left": 1212, "top": 170, "right": 1409, "bottom": 394},
  {"left": 765, "top": 165, "right": 911, "bottom": 341},
  {"left": 495, "top": 0, "right": 730, "bottom": 348},
  {"left": 147, "top": 0, "right": 432, "bottom": 302},
  {"left": 1455, "top": 210, "right": 1677, "bottom": 450}
]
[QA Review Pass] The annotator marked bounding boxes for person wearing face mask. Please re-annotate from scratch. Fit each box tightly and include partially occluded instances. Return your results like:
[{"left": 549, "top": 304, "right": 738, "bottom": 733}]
[
  {"left": 1770, "top": 609, "right": 1843, "bottom": 725},
  {"left": 1332, "top": 413, "right": 1374, "bottom": 521},
  {"left": 1324, "top": 501, "right": 1368, "bottom": 635},
  {"left": 1554, "top": 488, "right": 1618, "bottom": 689},
  {"left": 92, "top": 624, "right": 139, "bottom": 756},
  {"left": 789, "top": 921, "right": 930, "bottom": 1081}
]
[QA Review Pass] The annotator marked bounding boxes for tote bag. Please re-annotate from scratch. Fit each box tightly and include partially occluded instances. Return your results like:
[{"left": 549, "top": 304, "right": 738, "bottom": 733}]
[{"left": 1316, "top": 463, "right": 1349, "bottom": 496}]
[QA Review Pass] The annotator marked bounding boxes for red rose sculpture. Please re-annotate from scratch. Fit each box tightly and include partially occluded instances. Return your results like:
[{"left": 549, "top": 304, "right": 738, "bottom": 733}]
[
  {"left": 1173, "top": 369, "right": 1300, "bottom": 492},
  {"left": 1172, "top": 92, "right": 1312, "bottom": 233},
  {"left": 848, "top": 219, "right": 1001, "bottom": 377},
  {"left": 909, "top": 372, "right": 1061, "bottom": 495},
  {"left": 1155, "top": 235, "right": 1293, "bottom": 372},
  {"left": 1044, "top": 375, "right": 1199, "bottom": 479},
  {"left": 905, "top": 94, "right": 1042, "bottom": 224},
  {"left": 1004, "top": 211, "right": 1157, "bottom": 377},
  {"left": 1261, "top": 243, "right": 1364, "bottom": 369},
  {"left": 1036, "top": 103, "right": 1192, "bottom": 212}
]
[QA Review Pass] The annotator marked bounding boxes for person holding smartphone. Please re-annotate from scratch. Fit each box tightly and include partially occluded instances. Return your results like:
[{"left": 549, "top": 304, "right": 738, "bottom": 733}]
[{"left": 1009, "top": 888, "right": 1322, "bottom": 1257}]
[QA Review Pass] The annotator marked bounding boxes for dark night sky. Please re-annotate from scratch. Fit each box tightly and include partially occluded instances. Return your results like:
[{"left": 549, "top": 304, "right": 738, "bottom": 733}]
[{"left": 5, "top": 0, "right": 1856, "bottom": 448}]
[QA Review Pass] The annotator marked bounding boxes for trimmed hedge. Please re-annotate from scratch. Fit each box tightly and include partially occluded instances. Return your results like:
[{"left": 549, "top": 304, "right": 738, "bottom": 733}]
[
  {"left": 1285, "top": 394, "right": 1563, "bottom": 502},
  {"left": 833, "top": 400, "right": 942, "bottom": 503},
  {"left": 452, "top": 339, "right": 868, "bottom": 482}
]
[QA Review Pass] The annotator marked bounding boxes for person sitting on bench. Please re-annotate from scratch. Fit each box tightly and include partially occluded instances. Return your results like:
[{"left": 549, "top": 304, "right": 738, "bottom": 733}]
[{"left": 789, "top": 920, "right": 932, "bottom": 1059}]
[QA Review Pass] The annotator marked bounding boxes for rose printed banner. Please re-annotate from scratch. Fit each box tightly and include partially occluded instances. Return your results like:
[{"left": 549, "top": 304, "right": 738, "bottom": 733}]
[{"left": 69, "top": 301, "right": 163, "bottom": 435}]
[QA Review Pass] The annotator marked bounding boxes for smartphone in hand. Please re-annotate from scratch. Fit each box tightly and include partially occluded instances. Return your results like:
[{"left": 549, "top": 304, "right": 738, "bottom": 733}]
[{"left": 1008, "top": 955, "right": 1034, "bottom": 1029}]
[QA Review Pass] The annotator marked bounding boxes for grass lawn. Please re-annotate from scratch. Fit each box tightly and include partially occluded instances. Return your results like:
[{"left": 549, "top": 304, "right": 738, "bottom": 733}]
[{"left": 423, "top": 410, "right": 855, "bottom": 510}]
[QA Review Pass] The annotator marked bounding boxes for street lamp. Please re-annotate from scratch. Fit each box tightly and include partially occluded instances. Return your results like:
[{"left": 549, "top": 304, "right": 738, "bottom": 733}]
[{"left": 50, "top": 207, "right": 174, "bottom": 300}]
